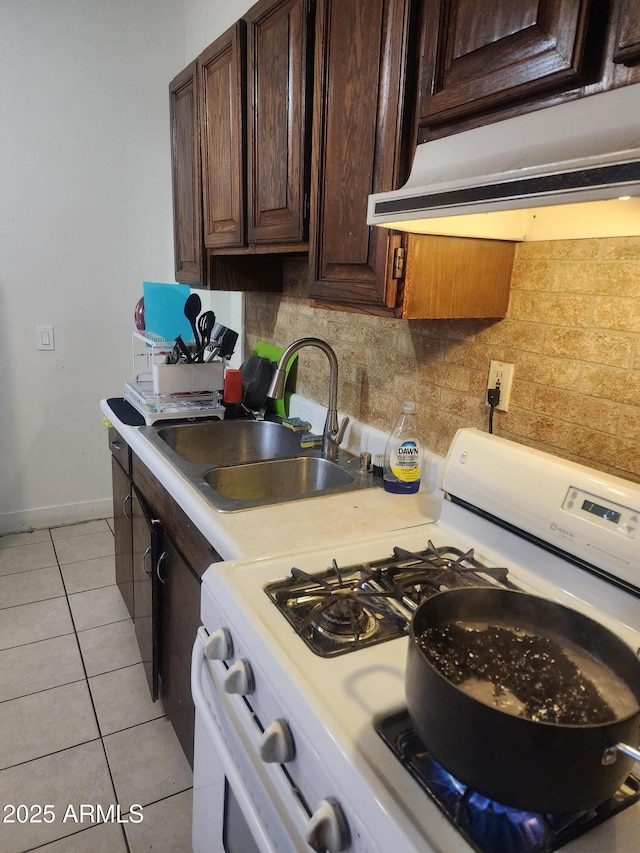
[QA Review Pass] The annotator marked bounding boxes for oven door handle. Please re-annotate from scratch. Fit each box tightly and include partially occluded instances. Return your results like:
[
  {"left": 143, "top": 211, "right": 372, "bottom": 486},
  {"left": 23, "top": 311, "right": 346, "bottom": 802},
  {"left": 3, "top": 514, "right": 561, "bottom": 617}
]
[{"left": 191, "top": 632, "right": 278, "bottom": 853}]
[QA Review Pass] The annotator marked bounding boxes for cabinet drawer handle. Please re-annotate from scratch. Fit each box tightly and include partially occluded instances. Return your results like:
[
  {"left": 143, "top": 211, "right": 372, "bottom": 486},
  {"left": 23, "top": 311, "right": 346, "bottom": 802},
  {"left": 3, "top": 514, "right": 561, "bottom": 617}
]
[
  {"left": 111, "top": 440, "right": 122, "bottom": 451},
  {"left": 156, "top": 551, "right": 167, "bottom": 584},
  {"left": 122, "top": 493, "right": 132, "bottom": 520},
  {"left": 142, "top": 546, "right": 153, "bottom": 577}
]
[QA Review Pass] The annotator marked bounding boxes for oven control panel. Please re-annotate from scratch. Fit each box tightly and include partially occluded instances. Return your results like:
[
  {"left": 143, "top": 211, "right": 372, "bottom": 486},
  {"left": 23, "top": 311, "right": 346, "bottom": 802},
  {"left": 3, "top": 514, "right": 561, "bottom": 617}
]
[
  {"left": 562, "top": 487, "right": 638, "bottom": 539},
  {"left": 442, "top": 428, "right": 640, "bottom": 589}
]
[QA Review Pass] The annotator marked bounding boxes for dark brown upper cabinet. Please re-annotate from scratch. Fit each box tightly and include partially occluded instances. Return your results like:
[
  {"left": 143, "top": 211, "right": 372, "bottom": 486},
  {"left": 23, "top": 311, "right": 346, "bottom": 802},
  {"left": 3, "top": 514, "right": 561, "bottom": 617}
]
[
  {"left": 245, "top": 0, "right": 313, "bottom": 246},
  {"left": 418, "top": 0, "right": 598, "bottom": 135},
  {"left": 308, "top": 0, "right": 417, "bottom": 314},
  {"left": 613, "top": 0, "right": 640, "bottom": 66},
  {"left": 169, "top": 62, "right": 204, "bottom": 284},
  {"left": 198, "top": 23, "right": 246, "bottom": 250}
]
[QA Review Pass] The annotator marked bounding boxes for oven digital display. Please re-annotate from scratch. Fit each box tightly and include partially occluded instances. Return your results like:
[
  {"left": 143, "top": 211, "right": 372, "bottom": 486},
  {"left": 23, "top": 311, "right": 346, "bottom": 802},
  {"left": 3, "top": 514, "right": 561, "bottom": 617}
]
[{"left": 581, "top": 500, "right": 621, "bottom": 524}]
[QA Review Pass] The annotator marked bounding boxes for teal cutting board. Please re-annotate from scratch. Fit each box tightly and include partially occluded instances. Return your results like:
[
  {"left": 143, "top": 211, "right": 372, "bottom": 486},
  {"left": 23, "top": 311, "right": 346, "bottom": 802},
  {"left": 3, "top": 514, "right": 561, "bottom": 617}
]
[{"left": 143, "top": 282, "right": 193, "bottom": 343}]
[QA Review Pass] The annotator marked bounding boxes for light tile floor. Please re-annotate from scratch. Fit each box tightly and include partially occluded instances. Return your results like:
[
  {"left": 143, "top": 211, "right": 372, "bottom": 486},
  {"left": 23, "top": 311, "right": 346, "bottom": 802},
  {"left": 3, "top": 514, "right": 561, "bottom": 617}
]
[{"left": 0, "top": 520, "right": 193, "bottom": 853}]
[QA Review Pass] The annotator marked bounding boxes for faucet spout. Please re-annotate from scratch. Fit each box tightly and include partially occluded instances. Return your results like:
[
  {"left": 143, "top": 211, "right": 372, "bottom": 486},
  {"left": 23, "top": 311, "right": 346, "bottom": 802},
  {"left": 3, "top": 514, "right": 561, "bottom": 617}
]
[{"left": 267, "top": 337, "right": 349, "bottom": 461}]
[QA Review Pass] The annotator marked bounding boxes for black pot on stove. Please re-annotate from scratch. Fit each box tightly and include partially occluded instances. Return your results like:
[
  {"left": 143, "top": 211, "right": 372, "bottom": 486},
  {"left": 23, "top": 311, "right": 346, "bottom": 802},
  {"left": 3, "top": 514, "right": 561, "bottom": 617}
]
[{"left": 405, "top": 587, "right": 640, "bottom": 814}]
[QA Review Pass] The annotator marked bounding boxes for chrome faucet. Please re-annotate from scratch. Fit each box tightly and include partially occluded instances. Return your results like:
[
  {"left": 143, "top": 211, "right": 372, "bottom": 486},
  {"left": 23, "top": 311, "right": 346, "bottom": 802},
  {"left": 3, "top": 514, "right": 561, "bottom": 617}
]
[{"left": 267, "top": 337, "right": 349, "bottom": 461}]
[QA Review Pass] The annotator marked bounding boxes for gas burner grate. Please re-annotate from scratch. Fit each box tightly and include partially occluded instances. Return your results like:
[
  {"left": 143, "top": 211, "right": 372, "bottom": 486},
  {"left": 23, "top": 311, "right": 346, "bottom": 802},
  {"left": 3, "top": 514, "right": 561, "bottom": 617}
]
[
  {"left": 266, "top": 558, "right": 408, "bottom": 657},
  {"left": 265, "top": 542, "right": 517, "bottom": 657}
]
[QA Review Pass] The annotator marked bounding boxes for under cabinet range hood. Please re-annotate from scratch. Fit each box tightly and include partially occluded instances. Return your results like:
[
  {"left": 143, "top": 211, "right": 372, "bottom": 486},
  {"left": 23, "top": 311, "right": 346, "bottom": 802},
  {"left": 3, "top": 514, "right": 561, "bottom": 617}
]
[{"left": 368, "top": 84, "right": 640, "bottom": 241}]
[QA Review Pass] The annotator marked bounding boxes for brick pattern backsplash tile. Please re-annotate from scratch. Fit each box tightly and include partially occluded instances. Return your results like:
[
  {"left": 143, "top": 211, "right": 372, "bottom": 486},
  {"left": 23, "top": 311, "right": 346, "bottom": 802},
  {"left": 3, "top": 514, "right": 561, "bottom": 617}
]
[{"left": 245, "top": 237, "right": 640, "bottom": 482}]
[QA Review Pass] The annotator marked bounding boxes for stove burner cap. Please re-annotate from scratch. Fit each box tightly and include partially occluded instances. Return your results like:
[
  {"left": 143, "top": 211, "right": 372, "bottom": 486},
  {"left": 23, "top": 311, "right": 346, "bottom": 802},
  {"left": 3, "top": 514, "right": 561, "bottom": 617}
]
[{"left": 313, "top": 598, "right": 376, "bottom": 640}]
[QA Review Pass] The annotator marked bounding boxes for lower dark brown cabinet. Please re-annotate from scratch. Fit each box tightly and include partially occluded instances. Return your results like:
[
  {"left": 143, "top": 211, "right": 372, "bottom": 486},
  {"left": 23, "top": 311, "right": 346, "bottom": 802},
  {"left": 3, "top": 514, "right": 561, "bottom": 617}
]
[
  {"left": 131, "top": 486, "right": 161, "bottom": 702},
  {"left": 156, "top": 534, "right": 202, "bottom": 765}
]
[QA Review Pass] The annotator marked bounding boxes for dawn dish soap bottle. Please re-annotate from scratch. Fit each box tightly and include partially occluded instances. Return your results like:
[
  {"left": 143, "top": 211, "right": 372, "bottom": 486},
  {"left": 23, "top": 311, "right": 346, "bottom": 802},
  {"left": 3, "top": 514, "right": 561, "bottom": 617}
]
[{"left": 383, "top": 401, "right": 422, "bottom": 494}]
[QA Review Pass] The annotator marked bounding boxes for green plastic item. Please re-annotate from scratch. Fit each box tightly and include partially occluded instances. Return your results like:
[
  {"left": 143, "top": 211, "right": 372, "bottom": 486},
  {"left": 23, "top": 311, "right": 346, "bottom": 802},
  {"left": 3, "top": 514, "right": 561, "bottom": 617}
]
[{"left": 251, "top": 341, "right": 297, "bottom": 417}]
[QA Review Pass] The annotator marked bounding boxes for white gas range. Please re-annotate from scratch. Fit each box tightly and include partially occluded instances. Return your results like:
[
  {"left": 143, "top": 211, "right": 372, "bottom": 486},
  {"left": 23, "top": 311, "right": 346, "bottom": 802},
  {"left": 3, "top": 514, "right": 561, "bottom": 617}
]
[{"left": 191, "top": 428, "right": 640, "bottom": 853}]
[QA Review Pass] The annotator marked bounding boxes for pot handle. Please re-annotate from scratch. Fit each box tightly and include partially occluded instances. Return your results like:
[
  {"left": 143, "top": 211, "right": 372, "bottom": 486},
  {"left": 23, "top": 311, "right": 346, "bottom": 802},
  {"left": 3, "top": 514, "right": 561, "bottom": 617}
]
[{"left": 602, "top": 742, "right": 640, "bottom": 765}]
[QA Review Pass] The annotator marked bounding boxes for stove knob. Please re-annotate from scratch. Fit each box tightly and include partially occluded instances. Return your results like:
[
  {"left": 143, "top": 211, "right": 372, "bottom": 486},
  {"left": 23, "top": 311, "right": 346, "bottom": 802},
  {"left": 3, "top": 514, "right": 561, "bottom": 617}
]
[
  {"left": 306, "top": 798, "right": 350, "bottom": 852},
  {"left": 202, "top": 628, "right": 233, "bottom": 662},
  {"left": 258, "top": 719, "right": 295, "bottom": 764},
  {"left": 223, "top": 659, "right": 255, "bottom": 696}
]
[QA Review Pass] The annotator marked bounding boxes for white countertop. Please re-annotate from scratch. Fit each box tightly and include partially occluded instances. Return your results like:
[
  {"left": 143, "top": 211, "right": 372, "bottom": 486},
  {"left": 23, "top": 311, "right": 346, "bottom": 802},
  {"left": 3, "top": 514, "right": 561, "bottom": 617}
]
[{"left": 101, "top": 397, "right": 443, "bottom": 562}]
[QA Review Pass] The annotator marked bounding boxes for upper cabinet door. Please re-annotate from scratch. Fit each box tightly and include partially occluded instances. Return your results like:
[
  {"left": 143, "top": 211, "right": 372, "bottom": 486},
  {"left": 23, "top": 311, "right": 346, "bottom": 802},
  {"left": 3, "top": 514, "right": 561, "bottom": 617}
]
[
  {"left": 309, "top": 0, "right": 415, "bottom": 310},
  {"left": 613, "top": 0, "right": 640, "bottom": 66},
  {"left": 245, "top": 0, "right": 312, "bottom": 245},
  {"left": 169, "top": 62, "right": 203, "bottom": 284},
  {"left": 418, "top": 0, "right": 597, "bottom": 132},
  {"left": 198, "top": 22, "right": 246, "bottom": 249}
]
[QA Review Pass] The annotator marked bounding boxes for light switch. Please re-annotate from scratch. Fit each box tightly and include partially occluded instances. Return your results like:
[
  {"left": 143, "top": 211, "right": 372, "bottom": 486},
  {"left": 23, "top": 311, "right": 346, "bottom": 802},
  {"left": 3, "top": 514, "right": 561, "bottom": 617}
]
[{"left": 36, "top": 325, "right": 55, "bottom": 351}]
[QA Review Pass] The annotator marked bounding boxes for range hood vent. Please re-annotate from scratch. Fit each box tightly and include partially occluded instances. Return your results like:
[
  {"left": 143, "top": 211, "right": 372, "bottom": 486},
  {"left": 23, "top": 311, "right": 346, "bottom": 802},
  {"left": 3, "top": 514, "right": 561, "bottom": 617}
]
[{"left": 368, "top": 84, "right": 640, "bottom": 241}]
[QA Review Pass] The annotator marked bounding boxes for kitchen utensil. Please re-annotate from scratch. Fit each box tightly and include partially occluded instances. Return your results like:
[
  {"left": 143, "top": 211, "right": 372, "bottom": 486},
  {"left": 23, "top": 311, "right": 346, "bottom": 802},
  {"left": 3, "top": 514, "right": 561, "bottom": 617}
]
[
  {"left": 142, "top": 282, "right": 192, "bottom": 343},
  {"left": 184, "top": 293, "right": 202, "bottom": 349},
  {"left": 217, "top": 328, "right": 238, "bottom": 360},
  {"left": 406, "top": 587, "right": 640, "bottom": 814},
  {"left": 134, "top": 297, "right": 145, "bottom": 331},
  {"left": 195, "top": 310, "right": 216, "bottom": 362},
  {"left": 241, "top": 356, "right": 275, "bottom": 411},
  {"left": 175, "top": 335, "right": 193, "bottom": 363}
]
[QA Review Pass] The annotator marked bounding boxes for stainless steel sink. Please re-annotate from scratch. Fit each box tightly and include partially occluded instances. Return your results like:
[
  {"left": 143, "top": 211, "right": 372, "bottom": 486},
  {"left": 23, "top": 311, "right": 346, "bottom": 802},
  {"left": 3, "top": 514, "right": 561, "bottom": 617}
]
[
  {"left": 204, "top": 456, "right": 353, "bottom": 503},
  {"left": 140, "top": 418, "right": 377, "bottom": 511},
  {"left": 145, "top": 419, "right": 302, "bottom": 466}
]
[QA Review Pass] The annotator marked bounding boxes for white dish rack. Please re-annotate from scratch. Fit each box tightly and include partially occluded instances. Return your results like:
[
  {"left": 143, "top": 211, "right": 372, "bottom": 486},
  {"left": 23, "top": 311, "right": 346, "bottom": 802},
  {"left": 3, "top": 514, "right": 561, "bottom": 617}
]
[{"left": 125, "top": 331, "right": 225, "bottom": 424}]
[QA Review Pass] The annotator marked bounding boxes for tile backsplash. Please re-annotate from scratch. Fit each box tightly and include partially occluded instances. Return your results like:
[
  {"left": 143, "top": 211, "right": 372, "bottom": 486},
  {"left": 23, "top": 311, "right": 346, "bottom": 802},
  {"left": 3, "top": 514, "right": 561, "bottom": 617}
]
[{"left": 245, "top": 236, "right": 640, "bottom": 483}]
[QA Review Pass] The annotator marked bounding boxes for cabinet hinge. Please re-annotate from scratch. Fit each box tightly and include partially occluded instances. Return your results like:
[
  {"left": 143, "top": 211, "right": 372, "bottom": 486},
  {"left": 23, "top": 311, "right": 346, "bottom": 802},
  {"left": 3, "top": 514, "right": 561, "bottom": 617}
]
[{"left": 392, "top": 247, "right": 406, "bottom": 280}]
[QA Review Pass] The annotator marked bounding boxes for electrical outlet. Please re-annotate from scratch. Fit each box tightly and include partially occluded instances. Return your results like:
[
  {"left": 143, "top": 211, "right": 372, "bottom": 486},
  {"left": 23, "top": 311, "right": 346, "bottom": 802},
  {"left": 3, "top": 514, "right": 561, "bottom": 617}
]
[{"left": 487, "top": 360, "right": 514, "bottom": 412}]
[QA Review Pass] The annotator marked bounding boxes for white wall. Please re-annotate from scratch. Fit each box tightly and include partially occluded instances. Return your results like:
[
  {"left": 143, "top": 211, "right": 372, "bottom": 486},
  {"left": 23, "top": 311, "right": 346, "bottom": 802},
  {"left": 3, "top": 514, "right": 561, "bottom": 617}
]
[
  {"left": 184, "top": 0, "right": 254, "bottom": 56},
  {"left": 0, "top": 0, "right": 256, "bottom": 535},
  {"left": 0, "top": 0, "right": 186, "bottom": 533}
]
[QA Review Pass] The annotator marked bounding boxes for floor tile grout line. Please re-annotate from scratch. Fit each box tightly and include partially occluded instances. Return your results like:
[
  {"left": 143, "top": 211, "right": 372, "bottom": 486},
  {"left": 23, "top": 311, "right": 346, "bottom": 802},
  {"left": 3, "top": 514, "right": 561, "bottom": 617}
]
[
  {"left": 1, "top": 521, "right": 189, "bottom": 852},
  {"left": 0, "top": 673, "right": 88, "bottom": 707},
  {"left": 53, "top": 528, "right": 129, "bottom": 850},
  {"left": 0, "top": 736, "right": 104, "bottom": 774},
  {"left": 23, "top": 820, "right": 129, "bottom": 853},
  {"left": 0, "top": 592, "right": 69, "bottom": 613},
  {"left": 0, "top": 562, "right": 60, "bottom": 579}
]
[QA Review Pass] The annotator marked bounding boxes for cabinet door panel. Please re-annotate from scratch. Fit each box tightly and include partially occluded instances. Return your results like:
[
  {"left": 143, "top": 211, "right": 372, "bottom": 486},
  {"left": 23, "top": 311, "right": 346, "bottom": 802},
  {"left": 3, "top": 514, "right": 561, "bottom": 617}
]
[
  {"left": 199, "top": 23, "right": 246, "bottom": 249},
  {"left": 309, "top": 0, "right": 413, "bottom": 309},
  {"left": 158, "top": 536, "right": 201, "bottom": 767},
  {"left": 419, "top": 0, "right": 595, "bottom": 127},
  {"left": 112, "top": 457, "right": 133, "bottom": 619},
  {"left": 132, "top": 487, "right": 160, "bottom": 701},
  {"left": 246, "top": 0, "right": 311, "bottom": 244},
  {"left": 613, "top": 0, "right": 640, "bottom": 66},
  {"left": 169, "top": 62, "right": 203, "bottom": 283}
]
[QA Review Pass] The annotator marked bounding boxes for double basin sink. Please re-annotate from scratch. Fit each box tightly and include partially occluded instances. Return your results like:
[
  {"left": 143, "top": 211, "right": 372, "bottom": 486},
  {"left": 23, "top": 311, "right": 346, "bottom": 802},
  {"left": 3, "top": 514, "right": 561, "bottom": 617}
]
[{"left": 140, "top": 419, "right": 376, "bottom": 511}]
